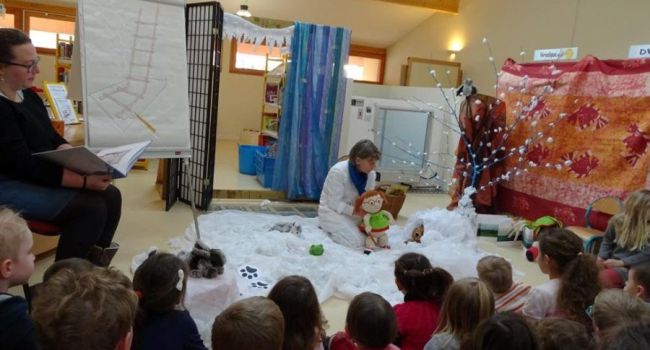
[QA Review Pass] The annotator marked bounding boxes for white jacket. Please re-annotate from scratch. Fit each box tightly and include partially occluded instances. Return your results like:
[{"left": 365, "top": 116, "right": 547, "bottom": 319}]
[{"left": 318, "top": 161, "right": 376, "bottom": 248}]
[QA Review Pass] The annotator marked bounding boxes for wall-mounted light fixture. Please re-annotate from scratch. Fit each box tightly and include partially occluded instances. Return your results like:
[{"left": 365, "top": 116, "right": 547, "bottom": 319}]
[
  {"left": 236, "top": 4, "right": 252, "bottom": 17},
  {"left": 448, "top": 39, "right": 464, "bottom": 60}
]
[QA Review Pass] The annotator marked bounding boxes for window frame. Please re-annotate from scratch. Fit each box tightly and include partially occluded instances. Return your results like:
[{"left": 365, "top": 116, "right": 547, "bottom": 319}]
[
  {"left": 348, "top": 44, "right": 387, "bottom": 85},
  {"left": 229, "top": 39, "right": 285, "bottom": 76},
  {"left": 23, "top": 10, "right": 76, "bottom": 55}
]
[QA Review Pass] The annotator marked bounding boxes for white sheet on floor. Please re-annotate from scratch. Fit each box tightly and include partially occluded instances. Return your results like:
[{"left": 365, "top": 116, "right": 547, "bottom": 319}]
[{"left": 168, "top": 208, "right": 488, "bottom": 305}]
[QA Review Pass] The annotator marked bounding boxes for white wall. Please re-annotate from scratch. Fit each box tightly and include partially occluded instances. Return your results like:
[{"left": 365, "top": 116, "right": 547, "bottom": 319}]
[
  {"left": 386, "top": 0, "right": 650, "bottom": 92},
  {"left": 216, "top": 40, "right": 265, "bottom": 140}
]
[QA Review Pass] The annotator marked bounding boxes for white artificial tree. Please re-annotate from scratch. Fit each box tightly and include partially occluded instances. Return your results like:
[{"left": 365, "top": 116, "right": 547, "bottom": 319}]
[{"left": 373, "top": 38, "right": 573, "bottom": 213}]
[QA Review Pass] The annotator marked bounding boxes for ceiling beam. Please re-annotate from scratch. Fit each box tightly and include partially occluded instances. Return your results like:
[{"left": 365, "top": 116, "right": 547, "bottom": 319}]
[{"left": 372, "top": 0, "right": 459, "bottom": 14}]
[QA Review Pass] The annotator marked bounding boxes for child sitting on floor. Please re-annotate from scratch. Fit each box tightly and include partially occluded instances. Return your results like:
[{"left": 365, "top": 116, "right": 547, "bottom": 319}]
[
  {"left": 592, "top": 289, "right": 650, "bottom": 340},
  {"left": 477, "top": 255, "right": 531, "bottom": 313},
  {"left": 268, "top": 275, "right": 328, "bottom": 350},
  {"left": 32, "top": 267, "right": 137, "bottom": 350},
  {"left": 535, "top": 318, "right": 594, "bottom": 350},
  {"left": 598, "top": 189, "right": 650, "bottom": 288},
  {"left": 132, "top": 251, "right": 207, "bottom": 350},
  {"left": 424, "top": 278, "right": 494, "bottom": 350},
  {"left": 625, "top": 262, "right": 650, "bottom": 302},
  {"left": 330, "top": 292, "right": 399, "bottom": 350},
  {"left": 393, "top": 253, "right": 453, "bottom": 350},
  {"left": 522, "top": 228, "right": 600, "bottom": 328},
  {"left": 0, "top": 208, "right": 37, "bottom": 350},
  {"left": 464, "top": 312, "right": 538, "bottom": 350},
  {"left": 211, "top": 296, "right": 285, "bottom": 350}
]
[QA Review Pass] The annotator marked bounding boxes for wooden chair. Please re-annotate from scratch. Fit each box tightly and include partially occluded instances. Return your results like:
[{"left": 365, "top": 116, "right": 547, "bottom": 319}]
[
  {"left": 566, "top": 196, "right": 623, "bottom": 254},
  {"left": 22, "top": 220, "right": 62, "bottom": 310}
]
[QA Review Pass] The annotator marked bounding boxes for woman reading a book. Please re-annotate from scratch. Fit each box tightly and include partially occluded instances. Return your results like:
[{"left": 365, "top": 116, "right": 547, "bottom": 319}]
[
  {"left": 0, "top": 29, "right": 121, "bottom": 266},
  {"left": 319, "top": 139, "right": 380, "bottom": 249}
]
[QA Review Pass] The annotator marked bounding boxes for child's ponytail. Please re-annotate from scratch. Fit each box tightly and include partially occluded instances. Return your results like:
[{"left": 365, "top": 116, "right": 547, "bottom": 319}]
[
  {"left": 558, "top": 253, "right": 600, "bottom": 327},
  {"left": 395, "top": 253, "right": 453, "bottom": 304},
  {"left": 539, "top": 228, "right": 600, "bottom": 327}
]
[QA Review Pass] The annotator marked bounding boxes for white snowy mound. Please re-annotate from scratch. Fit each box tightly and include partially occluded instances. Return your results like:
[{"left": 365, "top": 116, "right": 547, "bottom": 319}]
[{"left": 168, "top": 208, "right": 488, "bottom": 305}]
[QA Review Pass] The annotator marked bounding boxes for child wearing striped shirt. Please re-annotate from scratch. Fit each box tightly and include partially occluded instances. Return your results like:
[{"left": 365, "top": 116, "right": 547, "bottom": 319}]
[{"left": 477, "top": 256, "right": 531, "bottom": 313}]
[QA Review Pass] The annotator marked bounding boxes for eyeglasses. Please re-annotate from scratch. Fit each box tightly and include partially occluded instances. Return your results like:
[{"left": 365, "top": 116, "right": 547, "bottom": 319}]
[{"left": 1, "top": 56, "right": 40, "bottom": 73}]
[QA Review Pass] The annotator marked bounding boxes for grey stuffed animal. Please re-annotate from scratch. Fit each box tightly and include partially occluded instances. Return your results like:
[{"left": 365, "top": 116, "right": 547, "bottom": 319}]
[{"left": 183, "top": 242, "right": 226, "bottom": 278}]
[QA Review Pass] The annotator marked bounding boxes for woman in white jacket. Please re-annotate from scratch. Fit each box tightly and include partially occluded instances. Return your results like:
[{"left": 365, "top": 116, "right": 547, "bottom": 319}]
[{"left": 319, "top": 140, "right": 379, "bottom": 249}]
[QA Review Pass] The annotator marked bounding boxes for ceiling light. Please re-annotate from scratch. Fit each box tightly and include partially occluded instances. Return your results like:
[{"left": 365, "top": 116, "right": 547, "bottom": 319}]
[{"left": 236, "top": 4, "right": 252, "bottom": 18}]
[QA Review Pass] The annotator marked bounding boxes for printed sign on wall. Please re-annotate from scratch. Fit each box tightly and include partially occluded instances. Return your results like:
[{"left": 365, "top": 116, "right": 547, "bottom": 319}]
[
  {"left": 629, "top": 44, "right": 650, "bottom": 59},
  {"left": 533, "top": 47, "right": 578, "bottom": 61}
]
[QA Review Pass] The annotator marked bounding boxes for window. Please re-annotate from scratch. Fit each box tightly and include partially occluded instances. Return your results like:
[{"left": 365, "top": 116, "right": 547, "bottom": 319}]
[
  {"left": 25, "top": 12, "right": 75, "bottom": 54},
  {"left": 230, "top": 40, "right": 284, "bottom": 75},
  {"left": 0, "top": 13, "right": 16, "bottom": 28},
  {"left": 346, "top": 45, "right": 386, "bottom": 84}
]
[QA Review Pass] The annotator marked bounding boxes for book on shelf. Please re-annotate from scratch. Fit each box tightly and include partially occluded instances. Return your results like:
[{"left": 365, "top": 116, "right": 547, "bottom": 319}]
[
  {"left": 34, "top": 140, "right": 152, "bottom": 179},
  {"left": 265, "top": 83, "right": 279, "bottom": 104}
]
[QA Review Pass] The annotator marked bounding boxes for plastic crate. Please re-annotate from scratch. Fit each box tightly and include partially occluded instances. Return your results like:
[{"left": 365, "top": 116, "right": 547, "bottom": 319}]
[
  {"left": 255, "top": 150, "right": 276, "bottom": 188},
  {"left": 239, "top": 145, "right": 267, "bottom": 175}
]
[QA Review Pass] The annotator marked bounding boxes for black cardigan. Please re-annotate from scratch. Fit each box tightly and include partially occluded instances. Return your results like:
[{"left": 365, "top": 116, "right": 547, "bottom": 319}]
[{"left": 0, "top": 88, "right": 68, "bottom": 186}]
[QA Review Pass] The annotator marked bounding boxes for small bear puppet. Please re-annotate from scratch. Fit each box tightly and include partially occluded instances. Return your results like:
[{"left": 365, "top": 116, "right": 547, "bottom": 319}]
[
  {"left": 404, "top": 224, "right": 424, "bottom": 244},
  {"left": 355, "top": 190, "right": 395, "bottom": 251}
]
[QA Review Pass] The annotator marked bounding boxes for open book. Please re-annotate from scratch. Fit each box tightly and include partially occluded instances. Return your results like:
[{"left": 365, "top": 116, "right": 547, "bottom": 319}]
[{"left": 34, "top": 140, "right": 152, "bottom": 179}]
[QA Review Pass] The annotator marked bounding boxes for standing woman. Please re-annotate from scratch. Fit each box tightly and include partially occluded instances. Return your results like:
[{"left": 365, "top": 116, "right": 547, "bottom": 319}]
[
  {"left": 0, "top": 29, "right": 121, "bottom": 266},
  {"left": 319, "top": 139, "right": 380, "bottom": 249}
]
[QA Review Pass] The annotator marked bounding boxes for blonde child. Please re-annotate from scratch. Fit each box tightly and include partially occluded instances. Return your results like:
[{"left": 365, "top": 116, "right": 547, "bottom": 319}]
[
  {"left": 329, "top": 292, "right": 399, "bottom": 350},
  {"left": 424, "top": 278, "right": 494, "bottom": 350},
  {"left": 32, "top": 267, "right": 137, "bottom": 350},
  {"left": 598, "top": 189, "right": 650, "bottom": 288},
  {"left": 268, "top": 275, "right": 327, "bottom": 350},
  {"left": 393, "top": 253, "right": 453, "bottom": 350},
  {"left": 477, "top": 255, "right": 531, "bottom": 313},
  {"left": 211, "top": 296, "right": 285, "bottom": 350},
  {"left": 592, "top": 289, "right": 650, "bottom": 339},
  {"left": 625, "top": 262, "right": 650, "bottom": 302},
  {"left": 522, "top": 228, "right": 600, "bottom": 328},
  {"left": 0, "top": 208, "right": 37, "bottom": 350},
  {"left": 132, "top": 252, "right": 207, "bottom": 350}
]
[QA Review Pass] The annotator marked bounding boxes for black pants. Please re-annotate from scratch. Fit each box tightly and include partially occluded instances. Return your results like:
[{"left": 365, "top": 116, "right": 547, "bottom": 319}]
[{"left": 51, "top": 184, "right": 122, "bottom": 260}]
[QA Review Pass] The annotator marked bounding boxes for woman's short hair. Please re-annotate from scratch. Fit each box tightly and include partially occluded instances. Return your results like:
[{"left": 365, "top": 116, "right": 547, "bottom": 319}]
[
  {"left": 0, "top": 28, "right": 31, "bottom": 63},
  {"left": 349, "top": 140, "right": 380, "bottom": 163}
]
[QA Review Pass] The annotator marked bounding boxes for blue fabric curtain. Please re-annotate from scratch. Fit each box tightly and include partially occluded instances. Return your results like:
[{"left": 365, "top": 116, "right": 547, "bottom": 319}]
[{"left": 272, "top": 22, "right": 351, "bottom": 200}]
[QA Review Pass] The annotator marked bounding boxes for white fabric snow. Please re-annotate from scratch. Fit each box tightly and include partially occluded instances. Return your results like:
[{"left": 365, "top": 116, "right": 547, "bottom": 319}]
[{"left": 168, "top": 207, "right": 487, "bottom": 306}]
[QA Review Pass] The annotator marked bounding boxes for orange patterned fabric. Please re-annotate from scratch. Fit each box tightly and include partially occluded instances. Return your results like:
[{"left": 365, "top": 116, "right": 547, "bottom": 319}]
[{"left": 496, "top": 56, "right": 650, "bottom": 226}]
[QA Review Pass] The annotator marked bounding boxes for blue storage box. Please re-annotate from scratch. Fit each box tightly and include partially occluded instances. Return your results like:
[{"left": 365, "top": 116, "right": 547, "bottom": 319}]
[
  {"left": 255, "top": 150, "right": 276, "bottom": 188},
  {"left": 239, "top": 145, "right": 267, "bottom": 175}
]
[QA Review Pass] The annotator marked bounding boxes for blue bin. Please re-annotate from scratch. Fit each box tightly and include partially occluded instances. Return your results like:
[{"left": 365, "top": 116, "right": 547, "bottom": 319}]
[
  {"left": 255, "top": 150, "right": 276, "bottom": 188},
  {"left": 239, "top": 145, "right": 267, "bottom": 175}
]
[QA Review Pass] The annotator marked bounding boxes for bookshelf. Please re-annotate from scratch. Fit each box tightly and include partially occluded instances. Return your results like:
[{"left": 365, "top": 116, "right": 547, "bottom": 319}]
[
  {"left": 54, "top": 34, "right": 73, "bottom": 84},
  {"left": 259, "top": 54, "right": 288, "bottom": 146}
]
